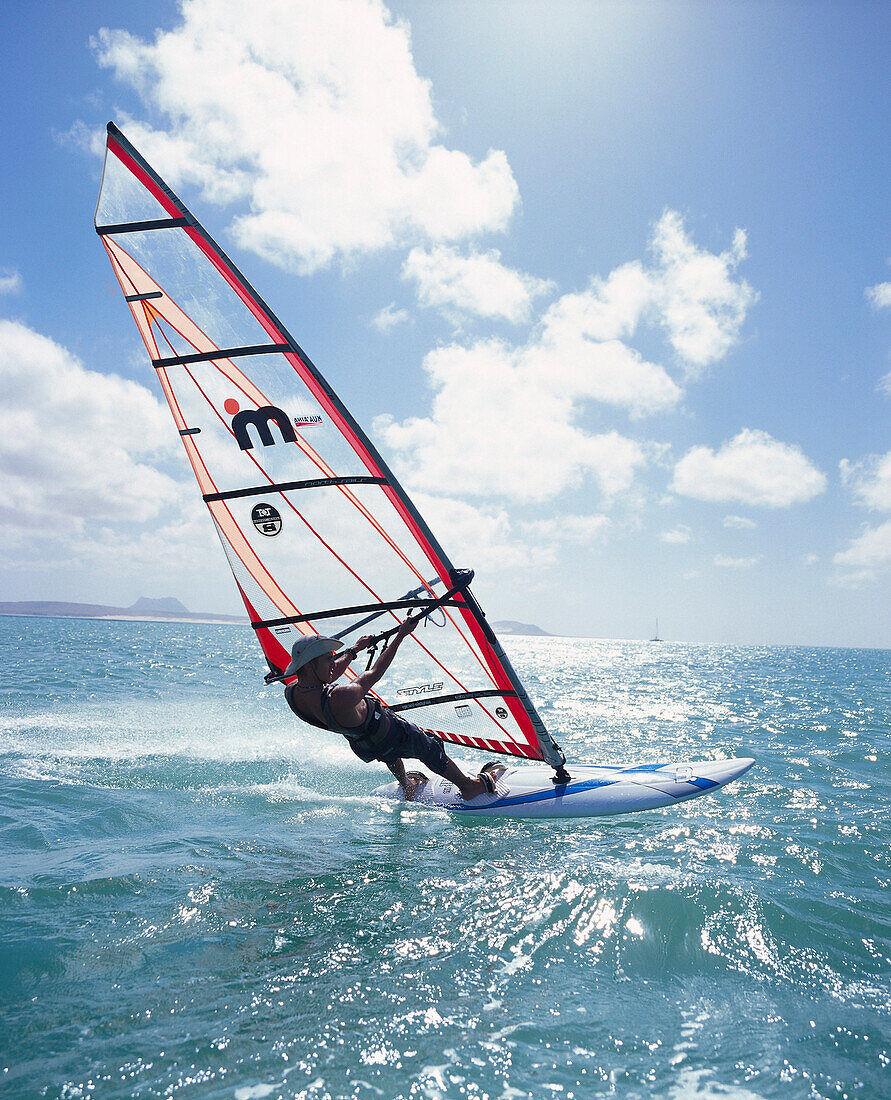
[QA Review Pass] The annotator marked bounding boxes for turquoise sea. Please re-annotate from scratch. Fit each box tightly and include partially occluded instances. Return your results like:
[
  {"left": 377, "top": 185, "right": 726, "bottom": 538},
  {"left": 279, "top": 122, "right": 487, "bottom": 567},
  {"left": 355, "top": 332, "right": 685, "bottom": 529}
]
[{"left": 0, "top": 615, "right": 888, "bottom": 1099}]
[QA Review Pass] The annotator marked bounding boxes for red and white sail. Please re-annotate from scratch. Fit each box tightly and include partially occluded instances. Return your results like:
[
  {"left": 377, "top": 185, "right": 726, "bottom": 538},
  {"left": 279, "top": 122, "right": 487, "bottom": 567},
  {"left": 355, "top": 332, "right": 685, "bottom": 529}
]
[{"left": 95, "top": 122, "right": 563, "bottom": 767}]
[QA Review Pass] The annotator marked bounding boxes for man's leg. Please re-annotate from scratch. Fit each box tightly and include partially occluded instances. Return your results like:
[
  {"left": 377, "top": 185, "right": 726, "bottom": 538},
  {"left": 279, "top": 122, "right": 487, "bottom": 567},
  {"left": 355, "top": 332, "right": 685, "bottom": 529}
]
[
  {"left": 386, "top": 716, "right": 492, "bottom": 801},
  {"left": 440, "top": 756, "right": 488, "bottom": 801}
]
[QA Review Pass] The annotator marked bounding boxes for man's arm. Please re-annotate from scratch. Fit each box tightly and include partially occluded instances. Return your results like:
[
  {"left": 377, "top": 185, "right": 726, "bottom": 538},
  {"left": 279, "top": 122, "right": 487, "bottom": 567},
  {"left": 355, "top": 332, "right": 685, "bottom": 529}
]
[
  {"left": 326, "top": 634, "right": 375, "bottom": 682},
  {"left": 354, "top": 618, "right": 419, "bottom": 690},
  {"left": 330, "top": 619, "right": 419, "bottom": 706}
]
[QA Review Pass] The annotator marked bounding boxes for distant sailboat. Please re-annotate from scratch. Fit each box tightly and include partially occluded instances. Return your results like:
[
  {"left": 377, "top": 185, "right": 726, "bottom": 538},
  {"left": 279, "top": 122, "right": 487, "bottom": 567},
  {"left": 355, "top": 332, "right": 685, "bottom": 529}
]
[{"left": 650, "top": 619, "right": 663, "bottom": 642}]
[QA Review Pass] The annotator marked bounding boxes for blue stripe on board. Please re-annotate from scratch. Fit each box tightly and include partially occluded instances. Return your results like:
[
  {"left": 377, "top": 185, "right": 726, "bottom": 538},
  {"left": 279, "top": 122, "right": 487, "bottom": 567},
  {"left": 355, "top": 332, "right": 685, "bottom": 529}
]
[
  {"left": 453, "top": 765, "right": 719, "bottom": 811},
  {"left": 457, "top": 776, "right": 618, "bottom": 811}
]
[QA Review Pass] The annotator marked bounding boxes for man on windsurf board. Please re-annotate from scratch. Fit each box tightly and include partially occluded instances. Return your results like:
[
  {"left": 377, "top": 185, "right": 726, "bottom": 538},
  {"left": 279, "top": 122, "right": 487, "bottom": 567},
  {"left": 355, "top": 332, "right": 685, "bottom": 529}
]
[{"left": 283, "top": 619, "right": 496, "bottom": 801}]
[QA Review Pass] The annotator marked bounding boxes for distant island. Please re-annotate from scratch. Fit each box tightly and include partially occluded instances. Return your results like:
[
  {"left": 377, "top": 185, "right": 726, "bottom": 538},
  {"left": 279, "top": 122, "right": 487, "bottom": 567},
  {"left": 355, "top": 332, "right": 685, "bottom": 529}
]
[
  {"left": 0, "top": 597, "right": 244, "bottom": 625},
  {"left": 491, "top": 620, "right": 551, "bottom": 636},
  {"left": 0, "top": 600, "right": 550, "bottom": 635}
]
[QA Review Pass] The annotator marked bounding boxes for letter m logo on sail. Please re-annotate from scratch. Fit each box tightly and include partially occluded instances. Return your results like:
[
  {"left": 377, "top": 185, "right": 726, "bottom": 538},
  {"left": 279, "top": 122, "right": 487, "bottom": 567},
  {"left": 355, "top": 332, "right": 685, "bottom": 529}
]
[{"left": 231, "top": 405, "right": 297, "bottom": 451}]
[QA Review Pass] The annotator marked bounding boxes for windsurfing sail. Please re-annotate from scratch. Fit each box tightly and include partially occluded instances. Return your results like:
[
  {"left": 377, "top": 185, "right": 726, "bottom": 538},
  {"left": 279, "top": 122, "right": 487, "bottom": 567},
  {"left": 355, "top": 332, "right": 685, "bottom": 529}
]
[{"left": 94, "top": 122, "right": 565, "bottom": 770}]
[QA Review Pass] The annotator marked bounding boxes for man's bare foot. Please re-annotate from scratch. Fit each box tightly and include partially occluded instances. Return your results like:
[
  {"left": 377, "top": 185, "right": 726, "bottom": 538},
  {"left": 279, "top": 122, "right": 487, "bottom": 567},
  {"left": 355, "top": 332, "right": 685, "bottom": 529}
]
[{"left": 456, "top": 776, "right": 491, "bottom": 801}]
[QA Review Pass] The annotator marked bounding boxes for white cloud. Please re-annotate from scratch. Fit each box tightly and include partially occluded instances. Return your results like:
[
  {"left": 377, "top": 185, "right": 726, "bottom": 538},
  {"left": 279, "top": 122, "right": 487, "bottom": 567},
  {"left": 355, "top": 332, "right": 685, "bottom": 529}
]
[
  {"left": 93, "top": 0, "right": 519, "bottom": 273},
  {"left": 833, "top": 520, "right": 891, "bottom": 583},
  {"left": 522, "top": 514, "right": 612, "bottom": 544},
  {"left": 840, "top": 451, "right": 891, "bottom": 512},
  {"left": 526, "top": 211, "right": 754, "bottom": 413},
  {"left": 372, "top": 302, "right": 409, "bottom": 333},
  {"left": 672, "top": 428, "right": 826, "bottom": 507},
  {"left": 866, "top": 282, "right": 891, "bottom": 308},
  {"left": 723, "top": 514, "right": 757, "bottom": 529},
  {"left": 411, "top": 494, "right": 612, "bottom": 574},
  {"left": 403, "top": 245, "right": 554, "bottom": 324},
  {"left": 835, "top": 453, "right": 891, "bottom": 585},
  {"left": 375, "top": 211, "right": 755, "bottom": 505},
  {"left": 412, "top": 492, "right": 550, "bottom": 571},
  {"left": 660, "top": 524, "right": 692, "bottom": 544},
  {"left": 803, "top": 553, "right": 819, "bottom": 566},
  {"left": 0, "top": 268, "right": 22, "bottom": 295},
  {"left": 0, "top": 319, "right": 181, "bottom": 533},
  {"left": 70, "top": 510, "right": 230, "bottom": 585},
  {"left": 867, "top": 282, "right": 891, "bottom": 396},
  {"left": 714, "top": 554, "right": 761, "bottom": 569},
  {"left": 650, "top": 211, "right": 757, "bottom": 371},
  {"left": 535, "top": 317, "right": 681, "bottom": 418},
  {"left": 545, "top": 261, "right": 653, "bottom": 344},
  {"left": 375, "top": 338, "right": 647, "bottom": 503},
  {"left": 539, "top": 212, "right": 756, "bottom": 376}
]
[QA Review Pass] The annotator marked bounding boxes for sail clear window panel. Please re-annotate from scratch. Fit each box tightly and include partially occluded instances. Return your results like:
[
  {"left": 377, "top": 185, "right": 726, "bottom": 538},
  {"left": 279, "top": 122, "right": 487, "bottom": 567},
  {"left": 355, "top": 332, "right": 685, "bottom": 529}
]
[
  {"left": 219, "top": 485, "right": 454, "bottom": 613},
  {"left": 213, "top": 496, "right": 508, "bottom": 704},
  {"left": 150, "top": 315, "right": 211, "bottom": 359},
  {"left": 104, "top": 230, "right": 271, "bottom": 352},
  {"left": 214, "top": 521, "right": 302, "bottom": 628},
  {"left": 95, "top": 146, "right": 172, "bottom": 227},
  {"left": 377, "top": 636, "right": 514, "bottom": 713},
  {"left": 395, "top": 700, "right": 529, "bottom": 754},
  {"left": 159, "top": 355, "right": 370, "bottom": 491},
  {"left": 184, "top": 413, "right": 371, "bottom": 494},
  {"left": 219, "top": 496, "right": 487, "bottom": 660}
]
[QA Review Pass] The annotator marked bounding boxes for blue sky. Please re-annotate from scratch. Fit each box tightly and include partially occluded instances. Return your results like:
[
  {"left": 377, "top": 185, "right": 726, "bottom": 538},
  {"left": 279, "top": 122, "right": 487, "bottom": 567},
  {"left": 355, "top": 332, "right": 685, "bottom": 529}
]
[{"left": 1, "top": 0, "right": 889, "bottom": 647}]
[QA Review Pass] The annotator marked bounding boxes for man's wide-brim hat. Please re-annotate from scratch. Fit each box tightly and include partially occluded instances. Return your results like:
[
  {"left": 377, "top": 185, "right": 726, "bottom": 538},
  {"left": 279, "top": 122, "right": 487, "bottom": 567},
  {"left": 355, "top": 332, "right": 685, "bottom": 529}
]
[{"left": 283, "top": 635, "right": 343, "bottom": 678}]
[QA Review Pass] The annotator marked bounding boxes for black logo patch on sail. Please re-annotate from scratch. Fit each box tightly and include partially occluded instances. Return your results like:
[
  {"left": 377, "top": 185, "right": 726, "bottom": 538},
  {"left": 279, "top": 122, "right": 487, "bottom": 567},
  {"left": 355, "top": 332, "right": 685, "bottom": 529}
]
[
  {"left": 251, "top": 503, "right": 282, "bottom": 537},
  {"left": 228, "top": 403, "right": 297, "bottom": 451},
  {"left": 495, "top": 707, "right": 509, "bottom": 719}
]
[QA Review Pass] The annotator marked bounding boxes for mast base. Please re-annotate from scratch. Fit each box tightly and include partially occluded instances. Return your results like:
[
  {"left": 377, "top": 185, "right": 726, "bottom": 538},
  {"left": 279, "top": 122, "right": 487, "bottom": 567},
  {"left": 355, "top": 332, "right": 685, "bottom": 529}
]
[{"left": 551, "top": 764, "right": 572, "bottom": 786}]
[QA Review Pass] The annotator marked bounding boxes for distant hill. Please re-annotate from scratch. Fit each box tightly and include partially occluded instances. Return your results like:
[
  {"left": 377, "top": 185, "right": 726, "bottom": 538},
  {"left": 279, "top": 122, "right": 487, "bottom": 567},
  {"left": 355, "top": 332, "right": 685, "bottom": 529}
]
[
  {"left": 0, "top": 598, "right": 244, "bottom": 624},
  {"left": 492, "top": 620, "right": 551, "bottom": 637},
  {"left": 1, "top": 601, "right": 548, "bottom": 634},
  {"left": 127, "top": 597, "right": 189, "bottom": 614}
]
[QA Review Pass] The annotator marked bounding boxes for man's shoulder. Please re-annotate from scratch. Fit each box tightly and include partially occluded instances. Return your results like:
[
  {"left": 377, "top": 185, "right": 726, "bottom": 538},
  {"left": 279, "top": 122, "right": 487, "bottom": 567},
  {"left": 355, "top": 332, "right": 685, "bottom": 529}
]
[
  {"left": 328, "top": 682, "right": 359, "bottom": 698},
  {"left": 328, "top": 680, "right": 366, "bottom": 705}
]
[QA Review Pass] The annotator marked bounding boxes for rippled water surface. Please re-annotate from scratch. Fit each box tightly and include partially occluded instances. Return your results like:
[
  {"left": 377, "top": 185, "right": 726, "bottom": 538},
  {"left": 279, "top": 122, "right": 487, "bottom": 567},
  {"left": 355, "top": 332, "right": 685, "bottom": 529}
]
[{"left": 0, "top": 616, "right": 888, "bottom": 1099}]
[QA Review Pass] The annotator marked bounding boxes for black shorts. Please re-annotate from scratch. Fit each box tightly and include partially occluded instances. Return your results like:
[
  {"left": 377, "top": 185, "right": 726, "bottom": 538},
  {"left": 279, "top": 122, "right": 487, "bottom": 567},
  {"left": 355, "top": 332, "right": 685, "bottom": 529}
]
[{"left": 348, "top": 713, "right": 450, "bottom": 777}]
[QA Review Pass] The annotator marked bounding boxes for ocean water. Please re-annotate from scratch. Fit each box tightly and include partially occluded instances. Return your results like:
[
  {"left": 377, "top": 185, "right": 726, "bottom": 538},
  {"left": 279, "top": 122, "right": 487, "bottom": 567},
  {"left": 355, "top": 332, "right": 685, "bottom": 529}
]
[{"left": 0, "top": 615, "right": 888, "bottom": 1100}]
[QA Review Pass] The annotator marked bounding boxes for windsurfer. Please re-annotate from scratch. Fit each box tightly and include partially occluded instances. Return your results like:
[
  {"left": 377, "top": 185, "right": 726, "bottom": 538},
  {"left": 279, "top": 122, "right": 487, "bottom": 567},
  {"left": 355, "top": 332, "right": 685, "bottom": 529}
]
[{"left": 283, "top": 620, "right": 496, "bottom": 801}]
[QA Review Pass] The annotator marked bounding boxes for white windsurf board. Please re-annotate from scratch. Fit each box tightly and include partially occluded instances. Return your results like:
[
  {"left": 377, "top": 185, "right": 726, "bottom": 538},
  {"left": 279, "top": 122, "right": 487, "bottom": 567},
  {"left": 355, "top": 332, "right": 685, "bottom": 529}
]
[{"left": 373, "top": 757, "right": 755, "bottom": 818}]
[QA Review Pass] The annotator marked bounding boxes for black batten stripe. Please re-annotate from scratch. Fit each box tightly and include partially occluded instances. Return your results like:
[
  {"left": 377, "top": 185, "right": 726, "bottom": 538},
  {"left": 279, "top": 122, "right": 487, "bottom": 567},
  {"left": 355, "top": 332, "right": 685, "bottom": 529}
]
[
  {"left": 125, "top": 290, "right": 163, "bottom": 302},
  {"left": 96, "top": 217, "right": 189, "bottom": 235},
  {"left": 388, "top": 689, "right": 518, "bottom": 714},
  {"left": 204, "top": 475, "right": 386, "bottom": 503},
  {"left": 152, "top": 343, "right": 291, "bottom": 368},
  {"left": 251, "top": 598, "right": 465, "bottom": 630},
  {"left": 179, "top": 427, "right": 201, "bottom": 436}
]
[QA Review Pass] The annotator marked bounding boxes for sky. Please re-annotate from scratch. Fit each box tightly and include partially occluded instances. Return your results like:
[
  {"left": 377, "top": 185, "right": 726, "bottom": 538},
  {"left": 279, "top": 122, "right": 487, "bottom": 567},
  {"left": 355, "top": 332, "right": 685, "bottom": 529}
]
[{"left": 0, "top": 0, "right": 889, "bottom": 647}]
